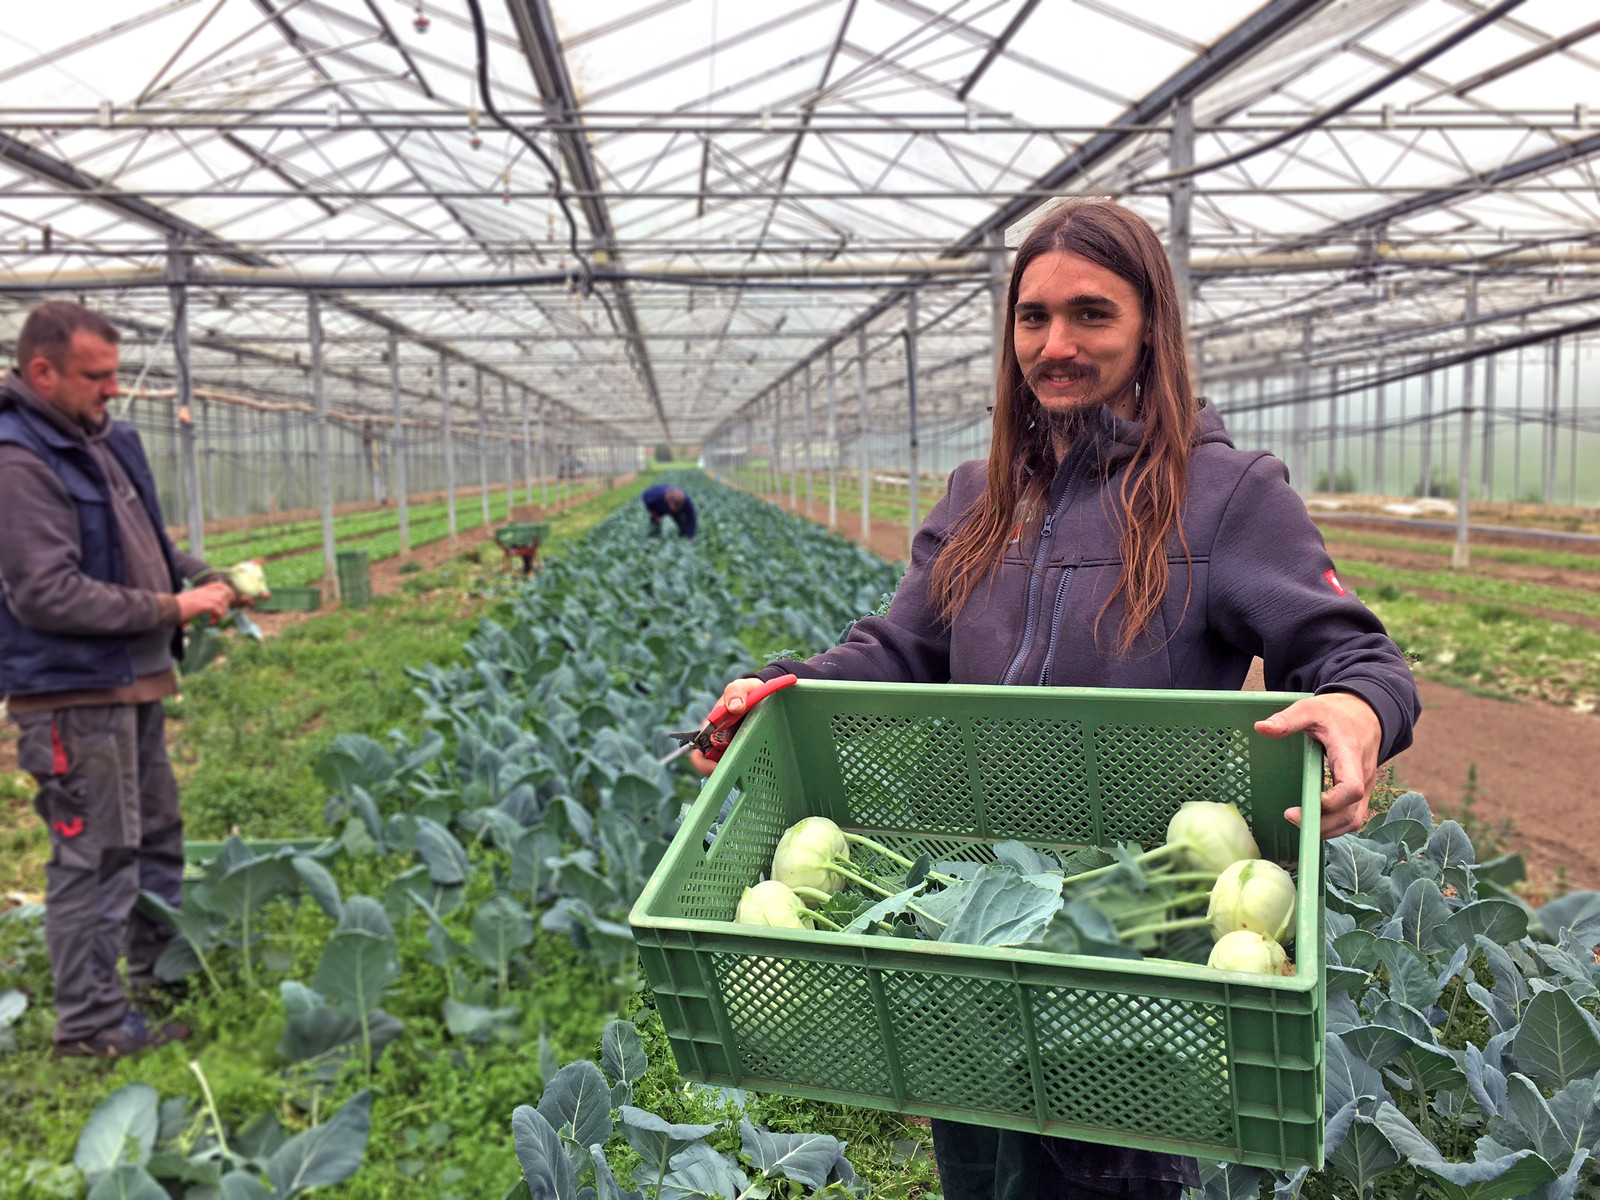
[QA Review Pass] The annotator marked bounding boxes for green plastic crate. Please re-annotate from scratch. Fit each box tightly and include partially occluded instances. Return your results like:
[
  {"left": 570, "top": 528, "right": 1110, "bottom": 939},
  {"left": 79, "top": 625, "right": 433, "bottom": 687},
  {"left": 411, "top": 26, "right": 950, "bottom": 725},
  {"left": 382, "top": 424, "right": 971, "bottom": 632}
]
[
  {"left": 336, "top": 549, "right": 372, "bottom": 609},
  {"left": 631, "top": 681, "right": 1327, "bottom": 1171},
  {"left": 255, "top": 585, "right": 321, "bottom": 613}
]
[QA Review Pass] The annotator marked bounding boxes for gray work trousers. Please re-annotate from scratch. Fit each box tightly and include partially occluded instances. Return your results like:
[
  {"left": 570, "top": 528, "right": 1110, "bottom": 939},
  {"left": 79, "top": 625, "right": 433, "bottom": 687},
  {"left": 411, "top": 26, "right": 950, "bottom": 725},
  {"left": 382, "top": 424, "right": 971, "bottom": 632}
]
[{"left": 12, "top": 702, "right": 183, "bottom": 1043}]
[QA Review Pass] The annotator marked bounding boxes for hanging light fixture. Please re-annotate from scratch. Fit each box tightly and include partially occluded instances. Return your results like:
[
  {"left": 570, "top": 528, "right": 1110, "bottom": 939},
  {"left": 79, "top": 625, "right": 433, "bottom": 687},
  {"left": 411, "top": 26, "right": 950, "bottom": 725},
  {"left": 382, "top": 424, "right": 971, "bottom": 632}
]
[
  {"left": 469, "top": 107, "right": 482, "bottom": 150},
  {"left": 412, "top": 1, "right": 430, "bottom": 33}
]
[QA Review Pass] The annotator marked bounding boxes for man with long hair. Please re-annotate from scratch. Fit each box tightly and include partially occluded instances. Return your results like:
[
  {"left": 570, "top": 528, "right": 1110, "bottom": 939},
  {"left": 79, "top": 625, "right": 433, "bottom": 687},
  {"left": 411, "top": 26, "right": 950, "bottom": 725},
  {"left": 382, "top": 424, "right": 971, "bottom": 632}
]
[{"left": 701, "top": 200, "right": 1418, "bottom": 1197}]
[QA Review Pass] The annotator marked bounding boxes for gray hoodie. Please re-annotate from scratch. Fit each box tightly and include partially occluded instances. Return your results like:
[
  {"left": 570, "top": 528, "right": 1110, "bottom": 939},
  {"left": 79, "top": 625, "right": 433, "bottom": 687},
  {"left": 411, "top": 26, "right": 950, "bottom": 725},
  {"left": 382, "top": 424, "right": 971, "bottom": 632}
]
[{"left": 764, "top": 401, "right": 1418, "bottom": 763}]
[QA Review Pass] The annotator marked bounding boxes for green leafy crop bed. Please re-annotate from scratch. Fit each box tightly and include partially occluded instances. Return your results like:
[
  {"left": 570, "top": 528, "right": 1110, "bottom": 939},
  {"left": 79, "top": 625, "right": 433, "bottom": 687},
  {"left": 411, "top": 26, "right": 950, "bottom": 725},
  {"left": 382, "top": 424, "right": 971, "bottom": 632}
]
[{"left": 3, "top": 473, "right": 1596, "bottom": 1200}]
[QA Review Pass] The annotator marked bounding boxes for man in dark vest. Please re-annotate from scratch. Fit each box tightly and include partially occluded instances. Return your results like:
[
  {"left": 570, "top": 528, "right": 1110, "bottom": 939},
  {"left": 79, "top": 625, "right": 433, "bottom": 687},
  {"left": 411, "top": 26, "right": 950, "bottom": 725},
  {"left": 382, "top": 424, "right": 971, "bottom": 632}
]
[{"left": 0, "top": 301, "right": 236, "bottom": 1057}]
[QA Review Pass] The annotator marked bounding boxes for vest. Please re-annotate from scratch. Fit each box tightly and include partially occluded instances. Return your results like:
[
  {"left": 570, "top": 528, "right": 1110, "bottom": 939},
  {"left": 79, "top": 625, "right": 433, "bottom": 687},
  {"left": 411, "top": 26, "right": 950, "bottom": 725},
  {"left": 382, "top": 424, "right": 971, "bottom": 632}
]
[{"left": 0, "top": 398, "right": 184, "bottom": 696}]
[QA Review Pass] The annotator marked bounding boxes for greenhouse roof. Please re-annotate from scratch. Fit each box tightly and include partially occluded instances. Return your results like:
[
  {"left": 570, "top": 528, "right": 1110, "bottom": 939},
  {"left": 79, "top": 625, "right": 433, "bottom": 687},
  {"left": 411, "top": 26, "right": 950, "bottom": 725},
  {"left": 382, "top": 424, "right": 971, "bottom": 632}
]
[{"left": 2, "top": 0, "right": 1599, "bottom": 440}]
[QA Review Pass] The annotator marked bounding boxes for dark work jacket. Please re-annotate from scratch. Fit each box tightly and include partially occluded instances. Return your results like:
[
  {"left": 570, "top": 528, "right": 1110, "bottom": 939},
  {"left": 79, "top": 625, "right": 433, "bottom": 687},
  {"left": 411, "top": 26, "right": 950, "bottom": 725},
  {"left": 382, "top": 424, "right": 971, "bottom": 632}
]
[
  {"left": 0, "top": 390, "right": 186, "bottom": 697},
  {"left": 759, "top": 402, "right": 1420, "bottom": 1188},
  {"left": 641, "top": 484, "right": 697, "bottom": 539},
  {"left": 763, "top": 401, "right": 1417, "bottom": 761}
]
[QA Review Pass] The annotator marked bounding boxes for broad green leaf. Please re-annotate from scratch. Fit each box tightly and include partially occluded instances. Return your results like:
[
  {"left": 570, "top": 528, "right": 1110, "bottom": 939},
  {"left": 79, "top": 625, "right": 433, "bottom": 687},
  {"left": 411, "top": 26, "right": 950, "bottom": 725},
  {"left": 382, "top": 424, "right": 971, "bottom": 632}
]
[
  {"left": 1504, "top": 1074, "right": 1581, "bottom": 1163},
  {"left": 1385, "top": 792, "right": 1435, "bottom": 828},
  {"left": 1373, "top": 938, "right": 1442, "bottom": 1009},
  {"left": 266, "top": 1090, "right": 373, "bottom": 1198},
  {"left": 315, "top": 735, "right": 396, "bottom": 795},
  {"left": 660, "top": 1141, "right": 749, "bottom": 1200},
  {"left": 1397, "top": 877, "right": 1452, "bottom": 954},
  {"left": 205, "top": 851, "right": 294, "bottom": 922},
  {"left": 993, "top": 841, "right": 1060, "bottom": 877},
  {"left": 1380, "top": 1106, "right": 1556, "bottom": 1200},
  {"left": 1326, "top": 1110, "right": 1402, "bottom": 1197},
  {"left": 600, "top": 1019, "right": 647, "bottom": 1086},
  {"left": 1198, "top": 1160, "right": 1267, "bottom": 1200},
  {"left": 311, "top": 929, "right": 398, "bottom": 1020},
  {"left": 841, "top": 883, "right": 925, "bottom": 935},
  {"left": 927, "top": 865, "right": 1061, "bottom": 946},
  {"left": 511, "top": 828, "right": 561, "bottom": 897},
  {"left": 538, "top": 1029, "right": 560, "bottom": 1085},
  {"left": 738, "top": 1121, "right": 843, "bottom": 1189},
  {"left": 617, "top": 1107, "right": 720, "bottom": 1175},
  {"left": 1425, "top": 820, "right": 1475, "bottom": 870},
  {"left": 414, "top": 817, "right": 470, "bottom": 886},
  {"left": 536, "top": 1061, "right": 613, "bottom": 1154},
  {"left": 86, "top": 1165, "right": 168, "bottom": 1200},
  {"left": 219, "top": 1171, "right": 272, "bottom": 1200},
  {"left": 1465, "top": 1042, "right": 1509, "bottom": 1121},
  {"left": 469, "top": 893, "right": 535, "bottom": 974},
  {"left": 277, "top": 981, "right": 401, "bottom": 1065},
  {"left": 1326, "top": 1033, "right": 1391, "bottom": 1114},
  {"left": 442, "top": 998, "right": 521, "bottom": 1043},
  {"left": 1325, "top": 836, "right": 1392, "bottom": 895},
  {"left": 1529, "top": 892, "right": 1600, "bottom": 947},
  {"left": 511, "top": 1105, "right": 577, "bottom": 1200},
  {"left": 75, "top": 1083, "right": 159, "bottom": 1181},
  {"left": 1512, "top": 988, "right": 1600, "bottom": 1091},
  {"left": 1368, "top": 818, "right": 1430, "bottom": 854},
  {"left": 291, "top": 855, "right": 342, "bottom": 921},
  {"left": 1442, "top": 900, "right": 1528, "bottom": 952},
  {"left": 590, "top": 1144, "right": 645, "bottom": 1200}
]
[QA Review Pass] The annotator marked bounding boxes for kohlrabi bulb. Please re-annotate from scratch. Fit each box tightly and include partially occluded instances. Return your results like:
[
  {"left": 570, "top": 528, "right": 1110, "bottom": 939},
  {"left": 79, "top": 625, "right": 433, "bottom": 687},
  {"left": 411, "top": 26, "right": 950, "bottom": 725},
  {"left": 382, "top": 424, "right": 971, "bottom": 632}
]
[
  {"left": 770, "top": 817, "right": 848, "bottom": 904},
  {"left": 1165, "top": 801, "right": 1261, "bottom": 874},
  {"left": 736, "top": 880, "right": 813, "bottom": 929},
  {"left": 228, "top": 560, "right": 270, "bottom": 599},
  {"left": 1207, "top": 930, "right": 1292, "bottom": 976},
  {"left": 1208, "top": 858, "right": 1297, "bottom": 944}
]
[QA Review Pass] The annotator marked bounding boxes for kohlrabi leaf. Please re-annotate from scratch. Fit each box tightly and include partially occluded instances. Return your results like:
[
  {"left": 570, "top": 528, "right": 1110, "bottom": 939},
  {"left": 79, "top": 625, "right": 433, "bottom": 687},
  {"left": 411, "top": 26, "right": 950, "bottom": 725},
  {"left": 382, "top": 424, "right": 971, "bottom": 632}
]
[
  {"left": 660, "top": 1141, "right": 749, "bottom": 1200},
  {"left": 1198, "top": 1160, "right": 1267, "bottom": 1200},
  {"left": 600, "top": 1019, "right": 647, "bottom": 1086},
  {"left": 1325, "top": 1105, "right": 1403, "bottom": 1197},
  {"left": 511, "top": 1105, "right": 577, "bottom": 1200},
  {"left": 589, "top": 1144, "right": 645, "bottom": 1200},
  {"left": 218, "top": 1171, "right": 272, "bottom": 1200},
  {"left": 616, "top": 1107, "right": 720, "bottom": 1176},
  {"left": 414, "top": 817, "right": 471, "bottom": 886},
  {"left": 291, "top": 855, "right": 343, "bottom": 921},
  {"left": 738, "top": 1121, "right": 845, "bottom": 1189},
  {"left": 1397, "top": 878, "right": 1453, "bottom": 954},
  {"left": 993, "top": 841, "right": 1060, "bottom": 877},
  {"left": 75, "top": 1083, "right": 160, "bottom": 1181},
  {"left": 1425, "top": 820, "right": 1475, "bottom": 871},
  {"left": 311, "top": 928, "right": 398, "bottom": 1021},
  {"left": 1465, "top": 1041, "right": 1509, "bottom": 1121},
  {"left": 1325, "top": 836, "right": 1392, "bottom": 895},
  {"left": 469, "top": 893, "right": 535, "bottom": 974},
  {"left": 442, "top": 998, "right": 521, "bottom": 1043},
  {"left": 1326, "top": 1032, "right": 1392, "bottom": 1114},
  {"left": 1375, "top": 1101, "right": 1558, "bottom": 1200},
  {"left": 85, "top": 1165, "right": 168, "bottom": 1200},
  {"left": 1442, "top": 901, "right": 1528, "bottom": 952},
  {"left": 926, "top": 865, "right": 1061, "bottom": 946},
  {"left": 265, "top": 1090, "right": 373, "bottom": 1198},
  {"left": 1512, "top": 988, "right": 1600, "bottom": 1091},
  {"left": 1372, "top": 938, "right": 1443, "bottom": 1010},
  {"left": 537, "top": 1061, "right": 614, "bottom": 1156},
  {"left": 1385, "top": 792, "right": 1436, "bottom": 829}
]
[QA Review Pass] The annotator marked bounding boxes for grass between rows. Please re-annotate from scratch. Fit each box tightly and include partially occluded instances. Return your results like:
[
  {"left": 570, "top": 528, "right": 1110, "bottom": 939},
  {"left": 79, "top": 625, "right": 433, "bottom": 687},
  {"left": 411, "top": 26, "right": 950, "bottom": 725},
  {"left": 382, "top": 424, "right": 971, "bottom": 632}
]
[{"left": 1315, "top": 526, "right": 1600, "bottom": 574}]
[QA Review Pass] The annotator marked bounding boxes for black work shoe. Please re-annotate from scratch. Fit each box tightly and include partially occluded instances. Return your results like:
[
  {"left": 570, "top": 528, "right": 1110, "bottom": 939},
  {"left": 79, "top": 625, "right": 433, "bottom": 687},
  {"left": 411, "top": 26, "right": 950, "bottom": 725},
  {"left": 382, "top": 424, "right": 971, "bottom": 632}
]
[{"left": 54, "top": 1011, "right": 191, "bottom": 1059}]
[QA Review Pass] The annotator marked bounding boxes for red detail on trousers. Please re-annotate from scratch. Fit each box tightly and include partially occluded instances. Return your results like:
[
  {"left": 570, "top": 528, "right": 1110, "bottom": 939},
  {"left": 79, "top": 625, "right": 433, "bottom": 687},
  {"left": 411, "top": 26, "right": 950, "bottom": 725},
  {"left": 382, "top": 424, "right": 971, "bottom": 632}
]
[
  {"left": 53, "top": 817, "right": 84, "bottom": 839},
  {"left": 50, "top": 724, "right": 68, "bottom": 775}
]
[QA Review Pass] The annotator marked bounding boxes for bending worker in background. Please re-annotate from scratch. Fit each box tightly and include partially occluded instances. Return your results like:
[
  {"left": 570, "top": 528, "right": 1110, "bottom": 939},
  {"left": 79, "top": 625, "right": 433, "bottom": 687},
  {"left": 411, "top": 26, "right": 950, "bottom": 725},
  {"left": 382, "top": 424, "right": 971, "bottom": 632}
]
[
  {"left": 0, "top": 301, "right": 239, "bottom": 1059},
  {"left": 641, "top": 483, "right": 697, "bottom": 540},
  {"left": 695, "top": 201, "right": 1419, "bottom": 1199}
]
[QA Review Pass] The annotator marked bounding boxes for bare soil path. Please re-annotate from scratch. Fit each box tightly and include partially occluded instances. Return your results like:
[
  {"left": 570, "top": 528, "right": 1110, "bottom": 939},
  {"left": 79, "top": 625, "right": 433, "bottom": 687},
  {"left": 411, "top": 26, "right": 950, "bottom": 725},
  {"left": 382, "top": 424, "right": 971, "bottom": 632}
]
[{"left": 753, "top": 486, "right": 1599, "bottom": 893}]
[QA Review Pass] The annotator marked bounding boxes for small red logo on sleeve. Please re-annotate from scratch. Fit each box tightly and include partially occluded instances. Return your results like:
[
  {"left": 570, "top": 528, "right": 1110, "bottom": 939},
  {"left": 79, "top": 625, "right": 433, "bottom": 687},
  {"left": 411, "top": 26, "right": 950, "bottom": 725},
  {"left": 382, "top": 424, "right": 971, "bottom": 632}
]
[
  {"left": 1324, "top": 569, "right": 1347, "bottom": 596},
  {"left": 53, "top": 818, "right": 84, "bottom": 839},
  {"left": 51, "top": 724, "right": 68, "bottom": 775}
]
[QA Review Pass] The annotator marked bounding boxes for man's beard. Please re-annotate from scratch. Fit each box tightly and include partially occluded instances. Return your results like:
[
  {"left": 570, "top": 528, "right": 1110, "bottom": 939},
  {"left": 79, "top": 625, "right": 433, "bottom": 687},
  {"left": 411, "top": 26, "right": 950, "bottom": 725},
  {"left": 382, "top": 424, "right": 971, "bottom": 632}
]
[{"left": 1042, "top": 403, "right": 1102, "bottom": 450}]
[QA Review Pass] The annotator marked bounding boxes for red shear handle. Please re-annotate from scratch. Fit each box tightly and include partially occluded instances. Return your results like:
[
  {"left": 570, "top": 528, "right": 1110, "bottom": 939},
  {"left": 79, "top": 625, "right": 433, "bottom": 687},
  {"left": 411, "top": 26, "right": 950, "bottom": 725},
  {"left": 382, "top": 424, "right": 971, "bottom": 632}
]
[{"left": 701, "top": 674, "right": 798, "bottom": 762}]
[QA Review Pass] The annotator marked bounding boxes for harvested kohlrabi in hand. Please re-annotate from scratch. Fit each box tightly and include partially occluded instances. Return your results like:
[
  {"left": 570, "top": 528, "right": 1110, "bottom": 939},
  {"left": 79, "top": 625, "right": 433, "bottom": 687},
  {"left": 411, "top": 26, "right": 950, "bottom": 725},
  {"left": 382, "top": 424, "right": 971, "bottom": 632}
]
[
  {"left": 227, "top": 560, "right": 270, "bottom": 599},
  {"left": 1163, "top": 801, "right": 1261, "bottom": 873}
]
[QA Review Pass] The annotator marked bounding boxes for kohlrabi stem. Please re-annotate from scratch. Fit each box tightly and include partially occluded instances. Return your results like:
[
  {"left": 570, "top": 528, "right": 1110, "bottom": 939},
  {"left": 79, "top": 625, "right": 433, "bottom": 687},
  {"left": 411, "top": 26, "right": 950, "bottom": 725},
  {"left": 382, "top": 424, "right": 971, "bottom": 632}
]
[
  {"left": 791, "top": 886, "right": 837, "bottom": 905},
  {"left": 1063, "top": 844, "right": 1181, "bottom": 887},
  {"left": 187, "top": 1060, "right": 231, "bottom": 1162},
  {"left": 807, "top": 911, "right": 845, "bottom": 932},
  {"left": 840, "top": 834, "right": 963, "bottom": 886},
  {"left": 830, "top": 863, "right": 896, "bottom": 900},
  {"left": 1116, "top": 914, "right": 1213, "bottom": 940},
  {"left": 1113, "top": 890, "right": 1214, "bottom": 923}
]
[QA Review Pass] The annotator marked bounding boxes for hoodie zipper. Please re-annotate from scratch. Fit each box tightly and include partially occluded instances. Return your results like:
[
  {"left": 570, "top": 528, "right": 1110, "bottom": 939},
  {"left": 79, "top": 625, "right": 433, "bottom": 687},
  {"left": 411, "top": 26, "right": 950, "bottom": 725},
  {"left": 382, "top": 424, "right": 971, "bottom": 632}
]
[
  {"left": 1037, "top": 564, "right": 1078, "bottom": 687},
  {"left": 998, "top": 447, "right": 1091, "bottom": 687}
]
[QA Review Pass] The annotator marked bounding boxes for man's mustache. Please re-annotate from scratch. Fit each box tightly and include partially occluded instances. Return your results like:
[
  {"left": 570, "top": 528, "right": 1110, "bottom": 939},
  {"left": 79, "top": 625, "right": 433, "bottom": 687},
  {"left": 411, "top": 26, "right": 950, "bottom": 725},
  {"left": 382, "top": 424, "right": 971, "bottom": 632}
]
[{"left": 1025, "top": 359, "right": 1099, "bottom": 392}]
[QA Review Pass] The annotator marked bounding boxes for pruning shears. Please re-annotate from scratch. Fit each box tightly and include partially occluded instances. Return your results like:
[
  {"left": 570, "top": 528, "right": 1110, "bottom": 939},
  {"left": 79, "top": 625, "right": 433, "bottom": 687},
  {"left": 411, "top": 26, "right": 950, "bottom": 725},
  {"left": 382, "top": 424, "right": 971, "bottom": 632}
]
[{"left": 659, "top": 674, "right": 798, "bottom": 766}]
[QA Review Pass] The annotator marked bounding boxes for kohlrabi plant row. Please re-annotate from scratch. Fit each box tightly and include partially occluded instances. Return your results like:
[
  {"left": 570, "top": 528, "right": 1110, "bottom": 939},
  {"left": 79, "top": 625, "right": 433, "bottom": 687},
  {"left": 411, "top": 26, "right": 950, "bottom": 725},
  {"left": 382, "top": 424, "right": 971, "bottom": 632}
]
[
  {"left": 737, "top": 804, "right": 1302, "bottom": 976},
  {"left": 122, "top": 474, "right": 899, "bottom": 1198}
]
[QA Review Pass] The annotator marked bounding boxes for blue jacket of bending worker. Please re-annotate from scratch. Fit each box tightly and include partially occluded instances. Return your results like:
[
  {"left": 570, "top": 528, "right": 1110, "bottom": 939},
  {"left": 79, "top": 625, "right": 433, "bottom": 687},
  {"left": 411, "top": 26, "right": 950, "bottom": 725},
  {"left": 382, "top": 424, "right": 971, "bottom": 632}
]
[{"left": 641, "top": 484, "right": 696, "bottom": 539}]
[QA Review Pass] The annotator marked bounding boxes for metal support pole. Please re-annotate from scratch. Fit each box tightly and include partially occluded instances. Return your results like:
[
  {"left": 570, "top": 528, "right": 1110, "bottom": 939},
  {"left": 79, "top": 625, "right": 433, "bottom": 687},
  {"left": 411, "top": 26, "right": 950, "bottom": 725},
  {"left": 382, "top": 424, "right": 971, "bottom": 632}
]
[
  {"left": 521, "top": 390, "right": 533, "bottom": 507},
  {"left": 1326, "top": 365, "right": 1338, "bottom": 492},
  {"left": 308, "top": 294, "right": 337, "bottom": 595},
  {"left": 167, "top": 239, "right": 205, "bottom": 559},
  {"left": 1513, "top": 347, "right": 1524, "bottom": 502},
  {"left": 787, "top": 382, "right": 798, "bottom": 510},
  {"left": 1453, "top": 279, "right": 1477, "bottom": 567},
  {"left": 905, "top": 292, "right": 921, "bottom": 539},
  {"left": 475, "top": 368, "right": 491, "bottom": 528},
  {"left": 1543, "top": 339, "right": 1559, "bottom": 504},
  {"left": 1373, "top": 363, "right": 1386, "bottom": 494},
  {"left": 502, "top": 378, "right": 515, "bottom": 519},
  {"left": 826, "top": 349, "right": 839, "bottom": 529},
  {"left": 1419, "top": 369, "right": 1433, "bottom": 498},
  {"left": 986, "top": 228, "right": 1008, "bottom": 376},
  {"left": 1292, "top": 323, "right": 1310, "bottom": 494},
  {"left": 803, "top": 364, "right": 815, "bottom": 516},
  {"left": 441, "top": 352, "right": 457, "bottom": 546},
  {"left": 1480, "top": 344, "right": 1496, "bottom": 501},
  {"left": 538, "top": 402, "right": 549, "bottom": 508},
  {"left": 390, "top": 330, "right": 408, "bottom": 556},
  {"left": 1570, "top": 336, "right": 1580, "bottom": 507},
  {"left": 1168, "top": 96, "right": 1194, "bottom": 340},
  {"left": 858, "top": 330, "right": 871, "bottom": 540}
]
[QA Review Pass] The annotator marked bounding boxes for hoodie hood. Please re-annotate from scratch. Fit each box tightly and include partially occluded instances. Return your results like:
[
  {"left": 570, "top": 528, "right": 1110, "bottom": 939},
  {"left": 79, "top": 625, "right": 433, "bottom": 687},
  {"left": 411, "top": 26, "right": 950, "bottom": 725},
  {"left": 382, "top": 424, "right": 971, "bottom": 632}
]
[
  {"left": 0, "top": 368, "right": 110, "bottom": 444},
  {"left": 1092, "top": 395, "right": 1233, "bottom": 475}
]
